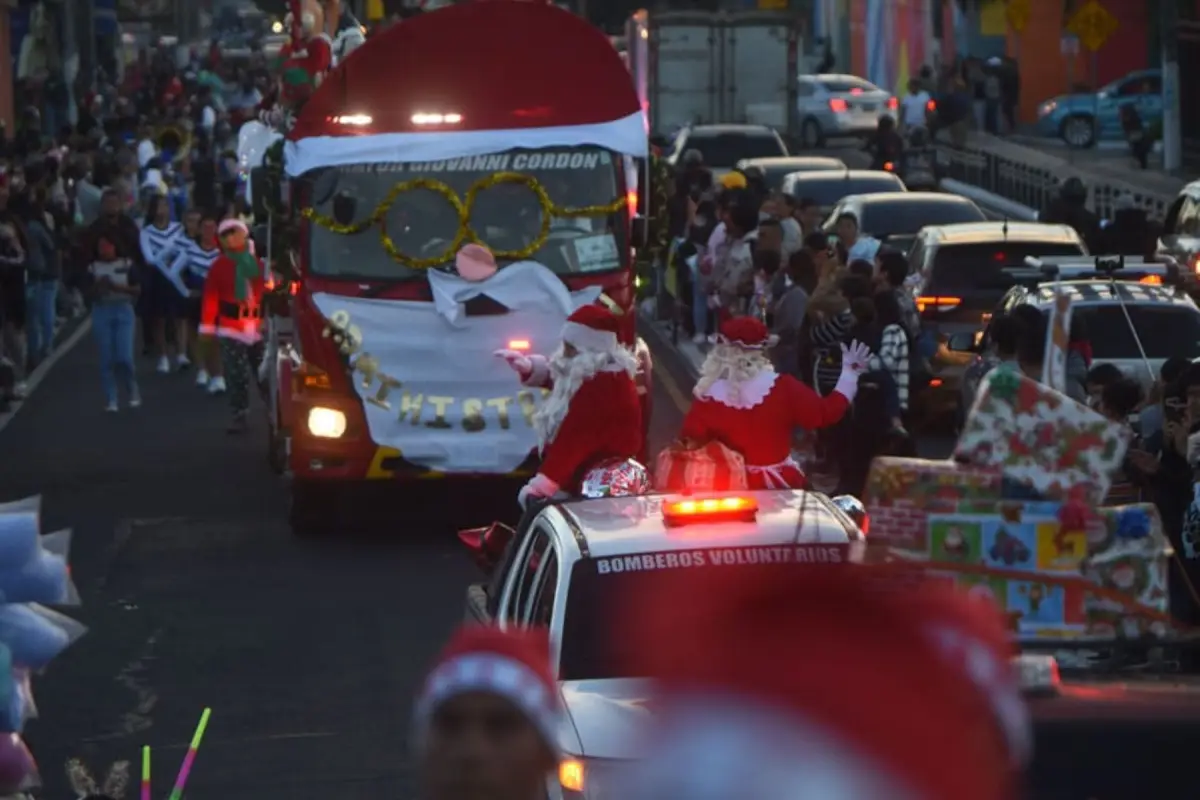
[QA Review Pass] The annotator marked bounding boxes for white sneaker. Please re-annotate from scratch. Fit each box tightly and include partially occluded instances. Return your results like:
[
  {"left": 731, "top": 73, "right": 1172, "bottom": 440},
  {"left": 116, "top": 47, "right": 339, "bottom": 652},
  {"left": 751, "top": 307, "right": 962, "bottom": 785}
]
[
  {"left": 691, "top": 333, "right": 707, "bottom": 345},
  {"left": 207, "top": 376, "right": 227, "bottom": 394},
  {"left": 129, "top": 388, "right": 142, "bottom": 408},
  {"left": 176, "top": 354, "right": 191, "bottom": 369},
  {"left": 156, "top": 356, "right": 170, "bottom": 373},
  {"left": 195, "top": 369, "right": 210, "bottom": 387},
  {"left": 105, "top": 401, "right": 118, "bottom": 413}
]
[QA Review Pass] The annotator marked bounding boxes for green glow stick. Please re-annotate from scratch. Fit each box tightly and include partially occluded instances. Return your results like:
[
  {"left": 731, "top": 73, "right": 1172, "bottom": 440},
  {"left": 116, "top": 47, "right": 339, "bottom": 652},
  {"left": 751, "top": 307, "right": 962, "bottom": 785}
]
[{"left": 166, "top": 708, "right": 211, "bottom": 800}]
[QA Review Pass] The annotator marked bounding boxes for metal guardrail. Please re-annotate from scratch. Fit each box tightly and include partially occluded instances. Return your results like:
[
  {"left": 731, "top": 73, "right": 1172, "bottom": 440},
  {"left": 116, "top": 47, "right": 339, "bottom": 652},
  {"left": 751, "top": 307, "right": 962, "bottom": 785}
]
[{"left": 936, "top": 142, "right": 1177, "bottom": 221}]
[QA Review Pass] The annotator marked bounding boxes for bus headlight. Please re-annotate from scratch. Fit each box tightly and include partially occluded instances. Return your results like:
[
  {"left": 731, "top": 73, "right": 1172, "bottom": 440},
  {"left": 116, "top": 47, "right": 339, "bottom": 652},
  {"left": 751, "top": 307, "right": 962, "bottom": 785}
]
[{"left": 307, "top": 407, "right": 347, "bottom": 438}]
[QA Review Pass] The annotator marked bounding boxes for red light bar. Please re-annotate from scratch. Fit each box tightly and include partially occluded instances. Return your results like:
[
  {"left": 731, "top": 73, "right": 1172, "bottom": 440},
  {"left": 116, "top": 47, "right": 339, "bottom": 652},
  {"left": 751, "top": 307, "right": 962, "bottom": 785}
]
[
  {"left": 663, "top": 496, "right": 758, "bottom": 526},
  {"left": 508, "top": 339, "right": 531, "bottom": 351}
]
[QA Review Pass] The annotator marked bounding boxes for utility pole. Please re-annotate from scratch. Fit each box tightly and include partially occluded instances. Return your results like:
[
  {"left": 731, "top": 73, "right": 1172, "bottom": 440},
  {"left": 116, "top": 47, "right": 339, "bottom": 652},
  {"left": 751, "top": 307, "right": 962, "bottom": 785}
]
[{"left": 1162, "top": 0, "right": 1181, "bottom": 173}]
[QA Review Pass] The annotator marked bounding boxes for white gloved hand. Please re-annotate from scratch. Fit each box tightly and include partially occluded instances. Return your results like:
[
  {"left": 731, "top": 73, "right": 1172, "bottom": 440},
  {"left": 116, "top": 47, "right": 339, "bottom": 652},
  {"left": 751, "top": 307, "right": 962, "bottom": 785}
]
[
  {"left": 840, "top": 340, "right": 872, "bottom": 374},
  {"left": 495, "top": 349, "right": 532, "bottom": 377},
  {"left": 517, "top": 473, "right": 560, "bottom": 510},
  {"left": 833, "top": 340, "right": 873, "bottom": 403}
]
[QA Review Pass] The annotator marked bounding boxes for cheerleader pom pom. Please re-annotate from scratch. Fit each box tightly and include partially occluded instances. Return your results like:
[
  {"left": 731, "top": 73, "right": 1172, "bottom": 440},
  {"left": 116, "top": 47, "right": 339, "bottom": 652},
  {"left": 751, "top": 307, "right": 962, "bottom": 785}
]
[
  {"left": 0, "top": 498, "right": 41, "bottom": 568},
  {"left": 0, "top": 606, "right": 86, "bottom": 670},
  {"left": 0, "top": 734, "right": 38, "bottom": 794}
]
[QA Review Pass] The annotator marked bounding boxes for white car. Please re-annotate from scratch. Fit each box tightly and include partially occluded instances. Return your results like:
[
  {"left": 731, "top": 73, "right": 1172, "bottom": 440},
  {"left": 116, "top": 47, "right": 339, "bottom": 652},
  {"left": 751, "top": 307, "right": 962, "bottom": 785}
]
[
  {"left": 796, "top": 74, "right": 898, "bottom": 148},
  {"left": 461, "top": 490, "right": 866, "bottom": 800}
]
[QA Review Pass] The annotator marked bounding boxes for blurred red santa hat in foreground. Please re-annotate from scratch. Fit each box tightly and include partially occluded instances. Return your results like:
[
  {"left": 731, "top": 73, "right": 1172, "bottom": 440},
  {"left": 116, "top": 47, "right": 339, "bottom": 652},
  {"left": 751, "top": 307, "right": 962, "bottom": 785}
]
[
  {"left": 412, "top": 624, "right": 561, "bottom": 756},
  {"left": 619, "top": 565, "right": 1026, "bottom": 800}
]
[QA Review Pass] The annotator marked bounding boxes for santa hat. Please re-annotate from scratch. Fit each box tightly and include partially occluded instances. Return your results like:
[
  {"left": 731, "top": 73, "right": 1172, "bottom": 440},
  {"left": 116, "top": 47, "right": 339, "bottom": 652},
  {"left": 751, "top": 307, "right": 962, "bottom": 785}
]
[
  {"left": 562, "top": 305, "right": 620, "bottom": 354},
  {"left": 711, "top": 316, "right": 778, "bottom": 350},
  {"left": 218, "top": 219, "right": 249, "bottom": 237},
  {"left": 621, "top": 566, "right": 1025, "bottom": 800},
  {"left": 412, "top": 624, "right": 561, "bottom": 756}
]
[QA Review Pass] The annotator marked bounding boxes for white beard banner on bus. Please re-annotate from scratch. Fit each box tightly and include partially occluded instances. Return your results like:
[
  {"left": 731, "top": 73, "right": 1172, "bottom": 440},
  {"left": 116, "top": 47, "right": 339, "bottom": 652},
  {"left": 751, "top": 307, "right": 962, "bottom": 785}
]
[{"left": 310, "top": 262, "right": 602, "bottom": 474}]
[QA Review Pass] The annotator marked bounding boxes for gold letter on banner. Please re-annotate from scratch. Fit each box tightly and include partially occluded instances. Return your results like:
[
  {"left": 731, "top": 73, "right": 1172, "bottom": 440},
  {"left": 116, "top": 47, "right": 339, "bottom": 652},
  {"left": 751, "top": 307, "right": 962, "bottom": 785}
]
[
  {"left": 517, "top": 390, "right": 538, "bottom": 426},
  {"left": 462, "top": 398, "right": 486, "bottom": 432},
  {"left": 486, "top": 397, "right": 511, "bottom": 429},
  {"left": 367, "top": 375, "right": 403, "bottom": 410},
  {"left": 425, "top": 396, "right": 453, "bottom": 429},
  {"left": 399, "top": 392, "right": 424, "bottom": 424}
]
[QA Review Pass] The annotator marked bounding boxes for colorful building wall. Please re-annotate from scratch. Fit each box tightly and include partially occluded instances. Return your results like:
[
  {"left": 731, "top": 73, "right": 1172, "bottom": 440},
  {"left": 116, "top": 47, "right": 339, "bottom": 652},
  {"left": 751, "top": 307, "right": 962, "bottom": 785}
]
[{"left": 838, "top": 0, "right": 932, "bottom": 95}]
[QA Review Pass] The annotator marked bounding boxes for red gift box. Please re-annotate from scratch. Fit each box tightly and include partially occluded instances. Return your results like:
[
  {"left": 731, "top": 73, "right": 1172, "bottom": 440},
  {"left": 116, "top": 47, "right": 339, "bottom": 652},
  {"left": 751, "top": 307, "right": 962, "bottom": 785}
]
[{"left": 654, "top": 440, "right": 747, "bottom": 493}]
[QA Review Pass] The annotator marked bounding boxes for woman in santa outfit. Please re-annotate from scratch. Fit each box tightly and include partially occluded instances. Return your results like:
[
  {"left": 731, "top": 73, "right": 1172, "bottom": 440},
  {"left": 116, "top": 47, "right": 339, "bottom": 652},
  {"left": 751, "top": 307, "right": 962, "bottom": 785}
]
[
  {"left": 198, "top": 220, "right": 265, "bottom": 433},
  {"left": 496, "top": 305, "right": 643, "bottom": 508},
  {"left": 680, "top": 316, "right": 870, "bottom": 489}
]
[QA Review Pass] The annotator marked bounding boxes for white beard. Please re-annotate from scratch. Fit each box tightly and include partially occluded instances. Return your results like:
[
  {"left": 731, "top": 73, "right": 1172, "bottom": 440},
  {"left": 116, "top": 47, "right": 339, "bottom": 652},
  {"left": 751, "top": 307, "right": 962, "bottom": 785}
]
[
  {"left": 695, "top": 344, "right": 774, "bottom": 403},
  {"left": 533, "top": 345, "right": 638, "bottom": 451}
]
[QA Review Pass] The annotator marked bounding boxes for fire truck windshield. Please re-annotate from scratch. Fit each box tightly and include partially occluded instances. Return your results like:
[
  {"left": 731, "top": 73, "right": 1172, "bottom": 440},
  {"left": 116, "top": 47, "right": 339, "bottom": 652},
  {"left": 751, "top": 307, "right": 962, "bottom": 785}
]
[{"left": 306, "top": 146, "right": 626, "bottom": 280}]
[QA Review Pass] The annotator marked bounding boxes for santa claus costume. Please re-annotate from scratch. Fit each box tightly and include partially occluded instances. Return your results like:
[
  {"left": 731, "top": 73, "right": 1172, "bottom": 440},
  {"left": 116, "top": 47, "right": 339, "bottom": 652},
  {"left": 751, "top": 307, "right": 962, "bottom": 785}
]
[
  {"left": 680, "top": 317, "right": 870, "bottom": 489},
  {"left": 497, "top": 305, "right": 643, "bottom": 508},
  {"left": 622, "top": 565, "right": 1029, "bottom": 800},
  {"left": 199, "top": 220, "right": 265, "bottom": 433}
]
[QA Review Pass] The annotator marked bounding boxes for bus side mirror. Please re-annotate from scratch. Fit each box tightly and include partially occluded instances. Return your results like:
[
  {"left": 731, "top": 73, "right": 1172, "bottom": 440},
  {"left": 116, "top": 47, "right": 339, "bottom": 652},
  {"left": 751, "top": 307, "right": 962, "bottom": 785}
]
[
  {"left": 631, "top": 216, "right": 649, "bottom": 248},
  {"left": 249, "top": 167, "right": 280, "bottom": 219}
]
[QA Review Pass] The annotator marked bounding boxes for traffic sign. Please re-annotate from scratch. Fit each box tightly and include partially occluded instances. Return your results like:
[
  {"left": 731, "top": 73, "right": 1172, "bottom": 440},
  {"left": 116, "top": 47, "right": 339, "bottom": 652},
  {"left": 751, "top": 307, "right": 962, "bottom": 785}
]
[
  {"left": 1066, "top": 0, "right": 1118, "bottom": 52},
  {"left": 1006, "top": 0, "right": 1030, "bottom": 33}
]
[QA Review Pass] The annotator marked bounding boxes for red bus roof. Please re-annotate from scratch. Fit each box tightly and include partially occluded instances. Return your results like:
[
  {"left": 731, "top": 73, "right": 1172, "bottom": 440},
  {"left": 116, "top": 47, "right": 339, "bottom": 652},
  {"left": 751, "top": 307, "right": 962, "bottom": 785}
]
[{"left": 289, "top": 1, "right": 641, "bottom": 142}]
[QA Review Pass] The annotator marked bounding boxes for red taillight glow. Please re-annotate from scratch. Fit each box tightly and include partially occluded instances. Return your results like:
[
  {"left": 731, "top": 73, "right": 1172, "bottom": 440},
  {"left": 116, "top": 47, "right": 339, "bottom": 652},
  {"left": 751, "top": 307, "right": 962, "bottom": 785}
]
[
  {"left": 883, "top": 161, "right": 895, "bottom": 172},
  {"left": 508, "top": 339, "right": 531, "bottom": 351},
  {"left": 993, "top": 251, "right": 1007, "bottom": 262},
  {"left": 1139, "top": 275, "right": 1163, "bottom": 285},
  {"left": 887, "top": 97, "right": 898, "bottom": 110},
  {"left": 850, "top": 87, "right": 863, "bottom": 95},
  {"left": 926, "top": 99, "right": 937, "bottom": 112},
  {"left": 1190, "top": 254, "right": 1200, "bottom": 276},
  {"left": 829, "top": 98, "right": 849, "bottom": 113},
  {"left": 627, "top": 189, "right": 638, "bottom": 219},
  {"left": 917, "top": 296, "right": 962, "bottom": 312},
  {"left": 663, "top": 496, "right": 758, "bottom": 526}
]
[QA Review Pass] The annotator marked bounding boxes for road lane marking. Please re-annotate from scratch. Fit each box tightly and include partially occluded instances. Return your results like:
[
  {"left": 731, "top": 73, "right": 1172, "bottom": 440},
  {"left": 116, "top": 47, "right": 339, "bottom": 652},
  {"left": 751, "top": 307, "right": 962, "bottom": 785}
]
[
  {"left": 0, "top": 314, "right": 91, "bottom": 437},
  {"left": 655, "top": 357, "right": 691, "bottom": 416}
]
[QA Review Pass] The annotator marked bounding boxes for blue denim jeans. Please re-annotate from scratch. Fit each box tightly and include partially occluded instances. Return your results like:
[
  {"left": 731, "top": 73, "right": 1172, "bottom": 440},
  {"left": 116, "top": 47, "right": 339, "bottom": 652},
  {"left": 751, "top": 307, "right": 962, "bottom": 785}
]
[
  {"left": 92, "top": 302, "right": 137, "bottom": 404},
  {"left": 25, "top": 279, "right": 57, "bottom": 365},
  {"left": 690, "top": 258, "right": 710, "bottom": 337}
]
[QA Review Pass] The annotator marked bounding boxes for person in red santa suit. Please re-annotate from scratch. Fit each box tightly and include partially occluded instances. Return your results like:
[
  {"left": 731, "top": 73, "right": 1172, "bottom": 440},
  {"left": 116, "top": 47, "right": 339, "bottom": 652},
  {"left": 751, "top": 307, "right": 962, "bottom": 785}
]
[
  {"left": 679, "top": 316, "right": 870, "bottom": 489},
  {"left": 199, "top": 220, "right": 265, "bottom": 434},
  {"left": 414, "top": 624, "right": 561, "bottom": 800},
  {"left": 622, "top": 564, "right": 1029, "bottom": 800},
  {"left": 496, "top": 305, "right": 643, "bottom": 508}
]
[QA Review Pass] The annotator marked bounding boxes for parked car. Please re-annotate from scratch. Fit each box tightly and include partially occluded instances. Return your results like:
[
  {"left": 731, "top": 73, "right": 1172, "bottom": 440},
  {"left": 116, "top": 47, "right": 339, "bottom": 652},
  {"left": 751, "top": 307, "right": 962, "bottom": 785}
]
[
  {"left": 734, "top": 156, "right": 847, "bottom": 190},
  {"left": 1035, "top": 69, "right": 1162, "bottom": 148},
  {"left": 666, "top": 124, "right": 788, "bottom": 178},
  {"left": 796, "top": 74, "right": 898, "bottom": 148}
]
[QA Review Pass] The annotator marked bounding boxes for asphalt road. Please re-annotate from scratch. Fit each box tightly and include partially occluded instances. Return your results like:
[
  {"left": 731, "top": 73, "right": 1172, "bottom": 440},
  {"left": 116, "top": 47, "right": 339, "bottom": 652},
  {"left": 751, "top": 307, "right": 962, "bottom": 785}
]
[{"left": 0, "top": 327, "right": 684, "bottom": 800}]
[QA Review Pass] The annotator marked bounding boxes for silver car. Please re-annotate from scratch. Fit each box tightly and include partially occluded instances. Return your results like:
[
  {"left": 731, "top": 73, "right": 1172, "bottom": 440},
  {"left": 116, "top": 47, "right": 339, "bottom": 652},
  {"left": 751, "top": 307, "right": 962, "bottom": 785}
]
[{"left": 796, "top": 74, "right": 898, "bottom": 148}]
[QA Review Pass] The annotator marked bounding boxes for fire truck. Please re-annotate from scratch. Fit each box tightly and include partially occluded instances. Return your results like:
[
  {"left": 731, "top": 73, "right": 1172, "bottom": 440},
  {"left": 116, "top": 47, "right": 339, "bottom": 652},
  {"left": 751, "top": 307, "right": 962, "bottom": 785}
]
[{"left": 258, "top": 0, "right": 651, "bottom": 536}]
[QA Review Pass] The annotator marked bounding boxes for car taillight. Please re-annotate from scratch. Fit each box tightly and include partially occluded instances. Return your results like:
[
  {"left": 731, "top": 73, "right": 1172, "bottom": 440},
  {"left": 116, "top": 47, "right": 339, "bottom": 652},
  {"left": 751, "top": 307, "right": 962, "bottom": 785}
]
[
  {"left": 917, "top": 296, "right": 962, "bottom": 312},
  {"left": 663, "top": 496, "right": 758, "bottom": 527},
  {"left": 926, "top": 99, "right": 937, "bottom": 112},
  {"left": 627, "top": 189, "right": 638, "bottom": 219},
  {"left": 295, "top": 364, "right": 332, "bottom": 391},
  {"left": 887, "top": 96, "right": 898, "bottom": 110},
  {"left": 829, "top": 98, "right": 848, "bottom": 113},
  {"left": 883, "top": 161, "right": 895, "bottom": 172}
]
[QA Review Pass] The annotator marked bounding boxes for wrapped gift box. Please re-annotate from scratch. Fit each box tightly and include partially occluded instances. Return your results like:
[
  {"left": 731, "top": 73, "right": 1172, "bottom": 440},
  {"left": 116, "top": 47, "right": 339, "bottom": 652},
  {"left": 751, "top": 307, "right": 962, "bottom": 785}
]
[
  {"left": 955, "top": 368, "right": 1132, "bottom": 504},
  {"left": 863, "top": 457, "right": 1002, "bottom": 551},
  {"left": 1081, "top": 504, "right": 1172, "bottom": 639}
]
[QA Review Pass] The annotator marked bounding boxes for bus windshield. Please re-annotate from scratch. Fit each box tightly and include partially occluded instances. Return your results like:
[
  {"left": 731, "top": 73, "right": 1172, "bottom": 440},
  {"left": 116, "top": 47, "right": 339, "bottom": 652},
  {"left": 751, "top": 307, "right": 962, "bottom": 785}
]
[{"left": 305, "top": 146, "right": 627, "bottom": 281}]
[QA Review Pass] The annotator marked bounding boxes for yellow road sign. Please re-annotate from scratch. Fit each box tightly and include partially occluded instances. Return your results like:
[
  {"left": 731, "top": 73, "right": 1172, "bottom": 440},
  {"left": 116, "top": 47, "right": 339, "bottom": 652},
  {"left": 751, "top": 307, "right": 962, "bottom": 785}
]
[
  {"left": 1066, "top": 0, "right": 1118, "bottom": 52},
  {"left": 1006, "top": 0, "right": 1030, "bottom": 32}
]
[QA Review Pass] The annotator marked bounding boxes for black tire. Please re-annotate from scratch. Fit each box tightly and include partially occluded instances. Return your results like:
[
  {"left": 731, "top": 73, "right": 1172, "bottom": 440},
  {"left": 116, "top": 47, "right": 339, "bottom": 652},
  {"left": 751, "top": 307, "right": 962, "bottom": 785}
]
[
  {"left": 1059, "top": 114, "right": 1096, "bottom": 148},
  {"left": 267, "top": 424, "right": 289, "bottom": 475},
  {"left": 801, "top": 118, "right": 824, "bottom": 149},
  {"left": 289, "top": 479, "right": 340, "bottom": 538}
]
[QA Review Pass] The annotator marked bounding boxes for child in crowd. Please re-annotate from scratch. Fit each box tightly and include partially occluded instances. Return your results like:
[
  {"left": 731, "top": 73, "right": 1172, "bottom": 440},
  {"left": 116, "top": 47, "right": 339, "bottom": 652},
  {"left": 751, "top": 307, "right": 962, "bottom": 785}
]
[{"left": 89, "top": 236, "right": 141, "bottom": 411}]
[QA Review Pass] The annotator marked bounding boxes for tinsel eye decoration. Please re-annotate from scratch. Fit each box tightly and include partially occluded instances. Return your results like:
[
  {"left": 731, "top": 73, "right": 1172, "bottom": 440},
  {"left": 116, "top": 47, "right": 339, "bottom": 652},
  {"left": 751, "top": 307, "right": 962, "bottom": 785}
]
[
  {"left": 321, "top": 310, "right": 362, "bottom": 357},
  {"left": 65, "top": 757, "right": 129, "bottom": 799}
]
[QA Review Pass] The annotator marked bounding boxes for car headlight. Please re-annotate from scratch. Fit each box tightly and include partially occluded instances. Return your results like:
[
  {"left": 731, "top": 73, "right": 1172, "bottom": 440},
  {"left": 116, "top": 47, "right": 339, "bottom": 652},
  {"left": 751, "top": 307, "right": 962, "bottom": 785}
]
[
  {"left": 559, "top": 757, "right": 586, "bottom": 796},
  {"left": 307, "top": 407, "right": 347, "bottom": 438}
]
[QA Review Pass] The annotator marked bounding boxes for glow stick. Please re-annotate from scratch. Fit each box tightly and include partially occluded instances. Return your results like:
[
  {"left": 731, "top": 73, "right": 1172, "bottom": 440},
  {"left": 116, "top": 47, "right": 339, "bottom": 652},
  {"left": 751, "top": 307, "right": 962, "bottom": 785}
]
[
  {"left": 166, "top": 708, "right": 211, "bottom": 800},
  {"left": 141, "top": 745, "right": 151, "bottom": 800}
]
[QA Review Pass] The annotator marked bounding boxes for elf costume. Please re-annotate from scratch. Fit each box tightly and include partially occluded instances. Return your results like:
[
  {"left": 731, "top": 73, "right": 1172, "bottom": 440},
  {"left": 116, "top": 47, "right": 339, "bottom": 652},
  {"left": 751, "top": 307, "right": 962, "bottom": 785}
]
[{"left": 199, "top": 220, "right": 264, "bottom": 431}]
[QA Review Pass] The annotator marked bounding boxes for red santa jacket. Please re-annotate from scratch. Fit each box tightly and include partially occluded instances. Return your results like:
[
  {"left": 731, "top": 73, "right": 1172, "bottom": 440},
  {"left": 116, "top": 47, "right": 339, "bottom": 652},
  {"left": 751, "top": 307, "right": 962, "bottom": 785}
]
[
  {"left": 681, "top": 371, "right": 848, "bottom": 478},
  {"left": 199, "top": 252, "right": 265, "bottom": 343},
  {"left": 524, "top": 359, "right": 643, "bottom": 491}
]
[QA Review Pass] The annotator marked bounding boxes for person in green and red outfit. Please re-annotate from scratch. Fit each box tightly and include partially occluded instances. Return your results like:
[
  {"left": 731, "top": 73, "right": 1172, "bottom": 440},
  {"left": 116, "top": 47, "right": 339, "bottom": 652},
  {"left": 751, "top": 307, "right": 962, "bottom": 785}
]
[{"left": 198, "top": 219, "right": 264, "bottom": 433}]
